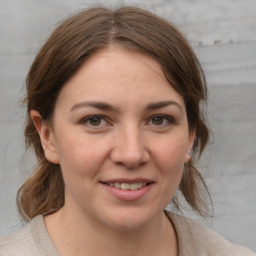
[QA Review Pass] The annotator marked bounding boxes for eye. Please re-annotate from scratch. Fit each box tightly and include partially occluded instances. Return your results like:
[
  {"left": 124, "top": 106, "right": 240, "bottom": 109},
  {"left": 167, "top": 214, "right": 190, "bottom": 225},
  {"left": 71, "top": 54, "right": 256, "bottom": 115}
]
[
  {"left": 148, "top": 115, "right": 175, "bottom": 127},
  {"left": 88, "top": 116, "right": 103, "bottom": 126},
  {"left": 151, "top": 116, "right": 165, "bottom": 125},
  {"left": 80, "top": 115, "right": 108, "bottom": 127}
]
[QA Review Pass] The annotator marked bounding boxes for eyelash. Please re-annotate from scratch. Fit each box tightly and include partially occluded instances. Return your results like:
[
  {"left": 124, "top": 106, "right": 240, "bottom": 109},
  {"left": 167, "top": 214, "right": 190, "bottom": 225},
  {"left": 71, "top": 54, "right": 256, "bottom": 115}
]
[
  {"left": 79, "top": 114, "right": 175, "bottom": 128},
  {"left": 80, "top": 115, "right": 110, "bottom": 127},
  {"left": 147, "top": 114, "right": 175, "bottom": 127}
]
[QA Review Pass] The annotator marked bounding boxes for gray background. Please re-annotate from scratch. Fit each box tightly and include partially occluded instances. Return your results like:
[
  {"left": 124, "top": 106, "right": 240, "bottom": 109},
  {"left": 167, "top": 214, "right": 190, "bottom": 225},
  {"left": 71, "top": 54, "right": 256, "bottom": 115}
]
[{"left": 0, "top": 0, "right": 256, "bottom": 252}]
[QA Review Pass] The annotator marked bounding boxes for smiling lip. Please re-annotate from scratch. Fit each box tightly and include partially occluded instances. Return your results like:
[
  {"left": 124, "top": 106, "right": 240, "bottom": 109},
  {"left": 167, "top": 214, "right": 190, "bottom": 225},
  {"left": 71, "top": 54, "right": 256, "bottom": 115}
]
[{"left": 100, "top": 178, "right": 154, "bottom": 201}]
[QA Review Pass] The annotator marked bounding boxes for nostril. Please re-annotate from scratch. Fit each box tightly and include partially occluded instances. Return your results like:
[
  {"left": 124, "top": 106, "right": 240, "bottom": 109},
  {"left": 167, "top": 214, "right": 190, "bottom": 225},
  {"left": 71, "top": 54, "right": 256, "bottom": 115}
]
[
  {"left": 110, "top": 132, "right": 150, "bottom": 168},
  {"left": 110, "top": 149, "right": 150, "bottom": 169}
]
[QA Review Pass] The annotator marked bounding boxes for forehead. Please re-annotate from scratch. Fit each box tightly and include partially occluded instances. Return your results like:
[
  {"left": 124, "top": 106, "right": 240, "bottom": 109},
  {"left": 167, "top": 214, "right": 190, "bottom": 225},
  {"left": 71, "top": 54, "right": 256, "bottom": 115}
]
[
  {"left": 55, "top": 46, "right": 185, "bottom": 111},
  {"left": 69, "top": 46, "right": 164, "bottom": 85}
]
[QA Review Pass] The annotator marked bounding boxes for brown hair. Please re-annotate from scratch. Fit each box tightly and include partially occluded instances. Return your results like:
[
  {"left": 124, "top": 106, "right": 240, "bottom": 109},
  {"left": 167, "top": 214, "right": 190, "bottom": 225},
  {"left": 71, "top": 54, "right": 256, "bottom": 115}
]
[{"left": 17, "top": 6, "right": 211, "bottom": 221}]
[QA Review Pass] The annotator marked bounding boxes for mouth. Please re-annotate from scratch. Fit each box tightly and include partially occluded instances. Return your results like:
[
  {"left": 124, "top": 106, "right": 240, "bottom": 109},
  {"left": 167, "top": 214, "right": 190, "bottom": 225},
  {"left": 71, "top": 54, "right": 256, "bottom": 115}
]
[
  {"left": 101, "top": 181, "right": 153, "bottom": 191},
  {"left": 100, "top": 179, "right": 154, "bottom": 201}
]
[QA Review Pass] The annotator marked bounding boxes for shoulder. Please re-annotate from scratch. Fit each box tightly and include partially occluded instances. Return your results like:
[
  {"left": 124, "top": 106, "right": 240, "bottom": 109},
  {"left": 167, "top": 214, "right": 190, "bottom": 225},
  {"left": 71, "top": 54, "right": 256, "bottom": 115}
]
[
  {"left": 165, "top": 210, "right": 255, "bottom": 256},
  {"left": 0, "top": 219, "right": 36, "bottom": 256},
  {"left": 0, "top": 215, "right": 59, "bottom": 256}
]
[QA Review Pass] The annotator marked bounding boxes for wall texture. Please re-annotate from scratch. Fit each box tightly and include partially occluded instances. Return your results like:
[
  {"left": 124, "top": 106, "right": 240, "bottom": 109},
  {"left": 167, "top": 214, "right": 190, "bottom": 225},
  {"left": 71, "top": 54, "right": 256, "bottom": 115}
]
[{"left": 0, "top": 0, "right": 255, "bottom": 251}]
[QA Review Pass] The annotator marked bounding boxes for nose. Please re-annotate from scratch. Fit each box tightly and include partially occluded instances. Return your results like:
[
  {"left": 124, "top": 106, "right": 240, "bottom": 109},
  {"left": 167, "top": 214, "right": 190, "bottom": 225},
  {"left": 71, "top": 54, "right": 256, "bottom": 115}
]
[{"left": 110, "top": 126, "right": 150, "bottom": 169}]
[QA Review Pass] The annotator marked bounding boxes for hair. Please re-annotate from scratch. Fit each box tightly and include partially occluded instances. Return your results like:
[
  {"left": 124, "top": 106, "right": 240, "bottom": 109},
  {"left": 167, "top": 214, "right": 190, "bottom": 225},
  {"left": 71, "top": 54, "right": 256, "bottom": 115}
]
[{"left": 17, "top": 6, "right": 211, "bottom": 221}]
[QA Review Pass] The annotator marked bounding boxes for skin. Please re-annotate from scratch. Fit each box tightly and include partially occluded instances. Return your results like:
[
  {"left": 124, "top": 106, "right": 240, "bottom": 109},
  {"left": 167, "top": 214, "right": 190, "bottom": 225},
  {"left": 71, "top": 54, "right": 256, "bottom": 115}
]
[{"left": 31, "top": 46, "right": 195, "bottom": 256}]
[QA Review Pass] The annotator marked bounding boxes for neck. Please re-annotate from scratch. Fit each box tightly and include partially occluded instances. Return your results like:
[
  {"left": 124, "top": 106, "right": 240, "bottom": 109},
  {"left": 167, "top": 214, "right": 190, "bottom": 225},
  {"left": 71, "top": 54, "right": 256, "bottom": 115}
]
[{"left": 45, "top": 207, "right": 177, "bottom": 256}]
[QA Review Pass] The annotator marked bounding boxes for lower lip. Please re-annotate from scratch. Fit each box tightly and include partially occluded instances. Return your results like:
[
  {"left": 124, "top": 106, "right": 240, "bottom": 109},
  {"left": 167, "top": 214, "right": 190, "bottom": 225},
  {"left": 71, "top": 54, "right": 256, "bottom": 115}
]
[{"left": 101, "top": 183, "right": 153, "bottom": 201}]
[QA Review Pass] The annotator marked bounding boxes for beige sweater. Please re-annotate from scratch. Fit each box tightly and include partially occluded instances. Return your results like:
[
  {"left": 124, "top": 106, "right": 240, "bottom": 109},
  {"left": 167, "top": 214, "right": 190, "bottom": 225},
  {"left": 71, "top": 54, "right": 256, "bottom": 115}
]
[{"left": 0, "top": 211, "right": 254, "bottom": 256}]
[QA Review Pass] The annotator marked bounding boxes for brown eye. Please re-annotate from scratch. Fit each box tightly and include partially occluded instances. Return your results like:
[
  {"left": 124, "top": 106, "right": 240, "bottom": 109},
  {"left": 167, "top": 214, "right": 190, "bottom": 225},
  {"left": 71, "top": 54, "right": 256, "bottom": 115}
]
[
  {"left": 89, "top": 117, "right": 102, "bottom": 126},
  {"left": 148, "top": 115, "right": 175, "bottom": 127},
  {"left": 80, "top": 115, "right": 110, "bottom": 131},
  {"left": 152, "top": 116, "right": 164, "bottom": 125}
]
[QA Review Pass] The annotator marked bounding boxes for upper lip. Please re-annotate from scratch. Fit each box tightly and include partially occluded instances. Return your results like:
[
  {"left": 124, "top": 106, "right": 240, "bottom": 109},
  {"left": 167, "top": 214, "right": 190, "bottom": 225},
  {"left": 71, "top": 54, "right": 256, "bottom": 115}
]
[{"left": 100, "top": 178, "right": 154, "bottom": 184}]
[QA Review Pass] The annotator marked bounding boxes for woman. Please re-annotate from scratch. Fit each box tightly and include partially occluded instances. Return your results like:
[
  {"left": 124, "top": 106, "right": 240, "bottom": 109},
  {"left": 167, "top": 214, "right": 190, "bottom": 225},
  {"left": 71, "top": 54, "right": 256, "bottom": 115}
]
[{"left": 0, "top": 6, "right": 254, "bottom": 256}]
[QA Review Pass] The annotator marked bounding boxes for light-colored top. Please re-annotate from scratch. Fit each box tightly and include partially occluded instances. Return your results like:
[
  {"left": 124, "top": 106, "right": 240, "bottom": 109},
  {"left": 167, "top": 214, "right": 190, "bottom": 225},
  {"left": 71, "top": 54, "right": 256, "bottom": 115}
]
[{"left": 0, "top": 211, "right": 254, "bottom": 256}]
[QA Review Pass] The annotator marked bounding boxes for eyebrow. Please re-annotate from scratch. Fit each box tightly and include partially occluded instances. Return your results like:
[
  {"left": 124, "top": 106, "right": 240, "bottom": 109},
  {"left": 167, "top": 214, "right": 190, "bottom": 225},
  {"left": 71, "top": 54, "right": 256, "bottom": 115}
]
[
  {"left": 145, "top": 101, "right": 183, "bottom": 111},
  {"left": 70, "top": 101, "right": 116, "bottom": 112},
  {"left": 70, "top": 100, "right": 182, "bottom": 112}
]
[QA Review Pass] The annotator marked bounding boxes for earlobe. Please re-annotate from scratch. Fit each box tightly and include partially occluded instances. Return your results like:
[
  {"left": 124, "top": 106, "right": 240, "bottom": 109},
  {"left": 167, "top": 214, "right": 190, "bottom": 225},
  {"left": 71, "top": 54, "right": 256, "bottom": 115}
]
[
  {"left": 30, "top": 110, "right": 60, "bottom": 164},
  {"left": 184, "top": 152, "right": 192, "bottom": 163},
  {"left": 184, "top": 128, "right": 196, "bottom": 163}
]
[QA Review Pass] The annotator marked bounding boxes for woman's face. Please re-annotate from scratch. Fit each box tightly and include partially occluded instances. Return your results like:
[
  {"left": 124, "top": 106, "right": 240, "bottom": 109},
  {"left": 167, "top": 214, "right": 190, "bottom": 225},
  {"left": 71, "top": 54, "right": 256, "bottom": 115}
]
[{"left": 39, "top": 46, "right": 194, "bottom": 230}]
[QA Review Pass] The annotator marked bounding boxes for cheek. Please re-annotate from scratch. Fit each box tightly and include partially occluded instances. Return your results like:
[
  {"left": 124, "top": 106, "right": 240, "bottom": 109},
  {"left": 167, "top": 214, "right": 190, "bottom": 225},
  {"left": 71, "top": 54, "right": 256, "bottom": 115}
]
[
  {"left": 55, "top": 134, "right": 110, "bottom": 177},
  {"left": 151, "top": 136, "right": 187, "bottom": 208},
  {"left": 154, "top": 135, "right": 188, "bottom": 172}
]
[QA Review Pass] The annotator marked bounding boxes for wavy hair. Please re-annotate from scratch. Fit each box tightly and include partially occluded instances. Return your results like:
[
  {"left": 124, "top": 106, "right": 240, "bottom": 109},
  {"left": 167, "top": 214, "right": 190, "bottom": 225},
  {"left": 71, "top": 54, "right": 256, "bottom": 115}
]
[{"left": 17, "top": 6, "right": 211, "bottom": 221}]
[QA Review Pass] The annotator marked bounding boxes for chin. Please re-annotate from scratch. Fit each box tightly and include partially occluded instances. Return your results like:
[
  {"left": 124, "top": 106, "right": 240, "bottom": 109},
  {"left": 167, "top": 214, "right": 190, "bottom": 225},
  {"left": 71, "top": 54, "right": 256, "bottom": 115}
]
[{"left": 99, "top": 207, "right": 157, "bottom": 232}]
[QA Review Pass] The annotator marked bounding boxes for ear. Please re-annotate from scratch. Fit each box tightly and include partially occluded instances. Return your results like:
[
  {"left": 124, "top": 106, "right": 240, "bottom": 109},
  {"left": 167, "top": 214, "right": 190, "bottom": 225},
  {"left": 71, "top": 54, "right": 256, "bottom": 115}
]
[
  {"left": 30, "top": 110, "right": 60, "bottom": 164},
  {"left": 184, "top": 128, "right": 196, "bottom": 163}
]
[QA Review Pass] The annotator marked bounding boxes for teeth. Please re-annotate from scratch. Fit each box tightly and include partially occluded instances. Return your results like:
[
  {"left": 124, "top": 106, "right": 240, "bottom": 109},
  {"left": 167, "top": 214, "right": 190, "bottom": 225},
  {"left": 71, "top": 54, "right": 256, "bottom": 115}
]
[
  {"left": 130, "top": 182, "right": 142, "bottom": 190},
  {"left": 107, "top": 182, "right": 148, "bottom": 190},
  {"left": 114, "top": 182, "right": 121, "bottom": 188},
  {"left": 121, "top": 183, "right": 130, "bottom": 190}
]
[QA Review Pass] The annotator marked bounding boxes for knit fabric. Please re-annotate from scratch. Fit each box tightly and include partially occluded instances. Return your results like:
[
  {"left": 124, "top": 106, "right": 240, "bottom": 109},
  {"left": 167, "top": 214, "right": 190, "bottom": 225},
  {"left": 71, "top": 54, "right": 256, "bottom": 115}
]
[
  {"left": 0, "top": 215, "right": 59, "bottom": 256},
  {"left": 0, "top": 211, "right": 254, "bottom": 256},
  {"left": 165, "top": 211, "right": 254, "bottom": 256}
]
